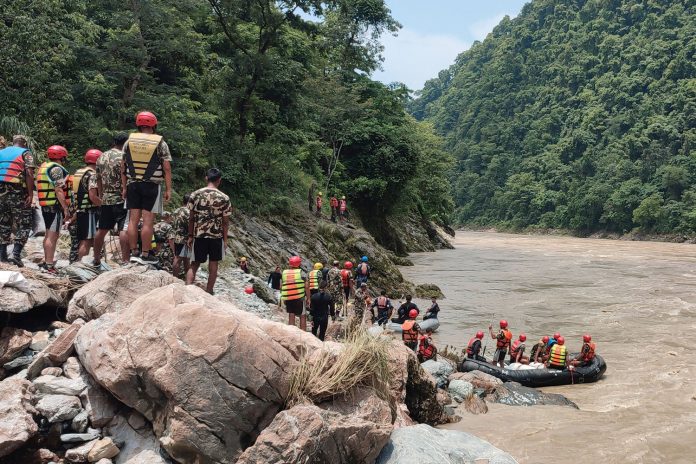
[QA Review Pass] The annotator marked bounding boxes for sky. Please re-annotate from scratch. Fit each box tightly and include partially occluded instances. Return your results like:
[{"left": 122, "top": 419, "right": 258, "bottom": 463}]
[{"left": 374, "top": 0, "right": 530, "bottom": 91}]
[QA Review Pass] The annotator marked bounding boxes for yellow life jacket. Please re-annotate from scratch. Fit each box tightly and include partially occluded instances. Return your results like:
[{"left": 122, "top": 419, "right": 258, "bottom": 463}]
[
  {"left": 308, "top": 269, "right": 321, "bottom": 290},
  {"left": 72, "top": 167, "right": 95, "bottom": 211},
  {"left": 549, "top": 344, "right": 567, "bottom": 368},
  {"left": 36, "top": 162, "right": 68, "bottom": 207},
  {"left": 124, "top": 133, "right": 164, "bottom": 182},
  {"left": 281, "top": 269, "right": 305, "bottom": 301}
]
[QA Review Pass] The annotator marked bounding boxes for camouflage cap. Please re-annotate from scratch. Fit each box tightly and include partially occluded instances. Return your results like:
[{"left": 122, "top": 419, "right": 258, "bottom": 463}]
[{"left": 162, "top": 211, "right": 172, "bottom": 218}]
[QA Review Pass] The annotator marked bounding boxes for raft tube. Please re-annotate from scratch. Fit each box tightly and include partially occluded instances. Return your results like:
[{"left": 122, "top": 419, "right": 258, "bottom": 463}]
[
  {"left": 458, "top": 354, "right": 606, "bottom": 388},
  {"left": 385, "top": 318, "right": 440, "bottom": 333}
]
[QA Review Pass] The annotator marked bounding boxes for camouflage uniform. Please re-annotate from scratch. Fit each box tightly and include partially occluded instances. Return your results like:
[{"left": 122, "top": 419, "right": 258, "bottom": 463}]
[
  {"left": 0, "top": 149, "right": 35, "bottom": 247},
  {"left": 96, "top": 148, "right": 125, "bottom": 206},
  {"left": 353, "top": 286, "right": 371, "bottom": 324},
  {"left": 326, "top": 266, "right": 343, "bottom": 310},
  {"left": 188, "top": 187, "right": 232, "bottom": 239},
  {"left": 153, "top": 221, "right": 174, "bottom": 272},
  {"left": 171, "top": 206, "right": 190, "bottom": 246}
]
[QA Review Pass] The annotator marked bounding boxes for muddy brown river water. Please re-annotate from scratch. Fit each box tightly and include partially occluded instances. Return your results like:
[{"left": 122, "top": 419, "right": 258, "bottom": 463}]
[{"left": 399, "top": 231, "right": 696, "bottom": 464}]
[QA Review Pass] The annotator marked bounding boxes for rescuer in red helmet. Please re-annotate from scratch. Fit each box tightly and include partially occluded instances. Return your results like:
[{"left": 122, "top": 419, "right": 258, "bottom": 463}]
[
  {"left": 339, "top": 260, "right": 354, "bottom": 317},
  {"left": 402, "top": 308, "right": 421, "bottom": 351},
  {"left": 530, "top": 335, "right": 550, "bottom": 363},
  {"left": 489, "top": 319, "right": 513, "bottom": 368},
  {"left": 121, "top": 111, "right": 173, "bottom": 267},
  {"left": 279, "top": 255, "right": 309, "bottom": 330},
  {"left": 466, "top": 330, "right": 486, "bottom": 361},
  {"left": 509, "top": 333, "right": 529, "bottom": 364},
  {"left": 72, "top": 149, "right": 103, "bottom": 261},
  {"left": 569, "top": 334, "right": 597, "bottom": 367}
]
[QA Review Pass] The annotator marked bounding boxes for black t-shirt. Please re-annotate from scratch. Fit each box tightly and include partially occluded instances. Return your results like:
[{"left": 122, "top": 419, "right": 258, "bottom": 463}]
[
  {"left": 268, "top": 271, "right": 282, "bottom": 290},
  {"left": 468, "top": 339, "right": 482, "bottom": 356},
  {"left": 310, "top": 291, "right": 335, "bottom": 319},
  {"left": 427, "top": 303, "right": 440, "bottom": 315},
  {"left": 397, "top": 302, "right": 419, "bottom": 322}
]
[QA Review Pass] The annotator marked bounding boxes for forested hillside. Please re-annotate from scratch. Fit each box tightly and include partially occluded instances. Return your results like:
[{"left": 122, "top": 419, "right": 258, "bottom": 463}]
[
  {"left": 0, "top": 0, "right": 453, "bottom": 236},
  {"left": 414, "top": 0, "right": 696, "bottom": 234}
]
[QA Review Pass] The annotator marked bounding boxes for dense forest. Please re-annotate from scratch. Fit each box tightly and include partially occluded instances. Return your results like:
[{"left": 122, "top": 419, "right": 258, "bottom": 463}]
[
  {"left": 414, "top": 0, "right": 696, "bottom": 234},
  {"left": 0, "top": 0, "right": 453, "bottom": 234}
]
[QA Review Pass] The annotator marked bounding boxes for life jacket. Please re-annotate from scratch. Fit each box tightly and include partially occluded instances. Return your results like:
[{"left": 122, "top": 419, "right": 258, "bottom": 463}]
[
  {"left": 466, "top": 337, "right": 479, "bottom": 356},
  {"left": 496, "top": 329, "right": 512, "bottom": 349},
  {"left": 358, "top": 262, "right": 369, "bottom": 276},
  {"left": 581, "top": 342, "right": 596, "bottom": 362},
  {"left": 123, "top": 133, "right": 164, "bottom": 182},
  {"left": 339, "top": 199, "right": 346, "bottom": 212},
  {"left": 402, "top": 320, "right": 418, "bottom": 343},
  {"left": 281, "top": 268, "right": 305, "bottom": 301},
  {"left": 0, "top": 146, "right": 28, "bottom": 184},
  {"left": 36, "top": 162, "right": 68, "bottom": 207},
  {"left": 65, "top": 175, "right": 74, "bottom": 208},
  {"left": 376, "top": 296, "right": 388, "bottom": 310},
  {"left": 316, "top": 196, "right": 322, "bottom": 208},
  {"left": 72, "top": 167, "right": 95, "bottom": 211},
  {"left": 548, "top": 344, "right": 567, "bottom": 368},
  {"left": 509, "top": 340, "right": 524, "bottom": 359},
  {"left": 330, "top": 197, "right": 338, "bottom": 208},
  {"left": 308, "top": 269, "right": 321, "bottom": 290},
  {"left": 340, "top": 269, "right": 351, "bottom": 287},
  {"left": 418, "top": 336, "right": 435, "bottom": 359}
]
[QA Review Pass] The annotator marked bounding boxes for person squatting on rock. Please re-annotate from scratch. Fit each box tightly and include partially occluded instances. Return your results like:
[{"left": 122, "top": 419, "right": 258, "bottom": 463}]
[
  {"left": 122, "top": 111, "right": 172, "bottom": 266},
  {"left": 239, "top": 256, "right": 249, "bottom": 274},
  {"left": 310, "top": 280, "right": 335, "bottom": 340},
  {"left": 36, "top": 145, "right": 70, "bottom": 274},
  {"left": 171, "top": 193, "right": 192, "bottom": 278},
  {"left": 280, "top": 255, "right": 308, "bottom": 331},
  {"left": 489, "top": 319, "right": 512, "bottom": 368},
  {"left": 92, "top": 132, "right": 130, "bottom": 266},
  {"left": 185, "top": 168, "right": 232, "bottom": 294},
  {"left": 0, "top": 135, "right": 35, "bottom": 266},
  {"left": 418, "top": 328, "right": 437, "bottom": 362},
  {"left": 74, "top": 148, "right": 102, "bottom": 261},
  {"left": 372, "top": 290, "right": 393, "bottom": 327},
  {"left": 401, "top": 309, "right": 421, "bottom": 352}
]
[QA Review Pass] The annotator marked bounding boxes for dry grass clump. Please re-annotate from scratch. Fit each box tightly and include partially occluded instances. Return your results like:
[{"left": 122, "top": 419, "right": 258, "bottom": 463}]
[
  {"left": 287, "top": 328, "right": 393, "bottom": 407},
  {"left": 440, "top": 344, "right": 464, "bottom": 365}
]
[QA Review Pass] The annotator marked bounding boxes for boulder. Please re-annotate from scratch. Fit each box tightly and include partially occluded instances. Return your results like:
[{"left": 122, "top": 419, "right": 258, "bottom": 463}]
[
  {"left": 95, "top": 460, "right": 113, "bottom": 464},
  {"left": 33, "top": 374, "right": 87, "bottom": 396},
  {"left": 237, "top": 404, "right": 391, "bottom": 464},
  {"left": 318, "top": 386, "right": 393, "bottom": 426},
  {"left": 88, "top": 437, "right": 120, "bottom": 461},
  {"left": 3, "top": 355, "right": 33, "bottom": 371},
  {"left": 0, "top": 276, "right": 63, "bottom": 313},
  {"left": 27, "top": 320, "right": 85, "bottom": 379},
  {"left": 447, "top": 380, "right": 473, "bottom": 403},
  {"left": 63, "top": 357, "right": 84, "bottom": 380},
  {"left": 0, "top": 379, "right": 38, "bottom": 458},
  {"left": 486, "top": 382, "right": 579, "bottom": 408},
  {"left": 61, "top": 430, "right": 101, "bottom": 443},
  {"left": 76, "top": 283, "right": 301, "bottom": 463},
  {"left": 72, "top": 409, "right": 90, "bottom": 433},
  {"left": 104, "top": 411, "right": 167, "bottom": 464},
  {"left": 30, "top": 331, "right": 51, "bottom": 351},
  {"left": 460, "top": 394, "right": 489, "bottom": 415},
  {"left": 35, "top": 394, "right": 82, "bottom": 423},
  {"left": 376, "top": 424, "right": 518, "bottom": 464},
  {"left": 41, "top": 367, "right": 63, "bottom": 377},
  {"left": 0, "top": 327, "right": 32, "bottom": 364},
  {"left": 449, "top": 370, "right": 502, "bottom": 395},
  {"left": 420, "top": 360, "right": 453, "bottom": 389},
  {"left": 67, "top": 266, "right": 176, "bottom": 322},
  {"left": 65, "top": 438, "right": 99, "bottom": 463},
  {"left": 405, "top": 356, "right": 445, "bottom": 425},
  {"left": 80, "top": 379, "right": 119, "bottom": 429}
]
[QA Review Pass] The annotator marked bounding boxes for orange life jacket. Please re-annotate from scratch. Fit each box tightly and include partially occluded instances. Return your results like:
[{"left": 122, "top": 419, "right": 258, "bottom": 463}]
[
  {"left": 466, "top": 337, "right": 479, "bottom": 356},
  {"left": 376, "top": 296, "right": 388, "bottom": 309},
  {"left": 418, "top": 336, "right": 435, "bottom": 359},
  {"left": 509, "top": 340, "right": 524, "bottom": 360},
  {"left": 308, "top": 270, "right": 321, "bottom": 290},
  {"left": 496, "top": 329, "right": 512, "bottom": 349},
  {"left": 581, "top": 342, "right": 596, "bottom": 362},
  {"left": 402, "top": 320, "right": 418, "bottom": 343},
  {"left": 340, "top": 269, "right": 351, "bottom": 287}
]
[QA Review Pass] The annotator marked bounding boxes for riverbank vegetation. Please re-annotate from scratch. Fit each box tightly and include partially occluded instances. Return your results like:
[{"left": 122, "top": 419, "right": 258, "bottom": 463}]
[
  {"left": 1, "top": 0, "right": 453, "bottom": 231},
  {"left": 414, "top": 0, "right": 695, "bottom": 235}
]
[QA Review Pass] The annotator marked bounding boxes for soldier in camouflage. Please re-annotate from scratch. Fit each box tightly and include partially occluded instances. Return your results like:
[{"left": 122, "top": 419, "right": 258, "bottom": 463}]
[
  {"left": 0, "top": 135, "right": 36, "bottom": 267},
  {"left": 171, "top": 193, "right": 191, "bottom": 278},
  {"left": 326, "top": 260, "right": 344, "bottom": 316},
  {"left": 352, "top": 282, "right": 372, "bottom": 328},
  {"left": 153, "top": 212, "right": 175, "bottom": 273}
]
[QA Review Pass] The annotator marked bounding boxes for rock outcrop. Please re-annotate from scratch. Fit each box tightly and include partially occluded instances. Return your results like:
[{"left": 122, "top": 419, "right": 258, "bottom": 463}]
[
  {"left": 0, "top": 271, "right": 64, "bottom": 313},
  {"left": 486, "top": 381, "right": 579, "bottom": 408},
  {"left": 0, "top": 379, "right": 37, "bottom": 457},
  {"left": 376, "top": 424, "right": 518, "bottom": 464},
  {"left": 67, "top": 266, "right": 176, "bottom": 322},
  {"left": 0, "top": 327, "right": 32, "bottom": 365}
]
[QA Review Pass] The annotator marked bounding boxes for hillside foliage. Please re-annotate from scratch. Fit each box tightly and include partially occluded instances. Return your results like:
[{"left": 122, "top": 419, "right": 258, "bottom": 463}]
[{"left": 414, "top": 0, "right": 696, "bottom": 234}]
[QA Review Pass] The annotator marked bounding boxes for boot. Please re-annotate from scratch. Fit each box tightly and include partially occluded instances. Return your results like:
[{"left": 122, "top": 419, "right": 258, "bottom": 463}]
[
  {"left": 0, "top": 244, "right": 8, "bottom": 262},
  {"left": 8, "top": 243, "right": 24, "bottom": 267}
]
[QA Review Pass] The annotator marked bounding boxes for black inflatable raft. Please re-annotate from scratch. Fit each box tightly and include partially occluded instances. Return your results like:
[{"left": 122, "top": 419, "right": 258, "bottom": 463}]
[{"left": 458, "top": 354, "right": 606, "bottom": 388}]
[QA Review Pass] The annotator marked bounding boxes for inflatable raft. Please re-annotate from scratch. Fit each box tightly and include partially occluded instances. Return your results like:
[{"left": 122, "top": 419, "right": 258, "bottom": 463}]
[
  {"left": 384, "top": 318, "right": 440, "bottom": 333},
  {"left": 458, "top": 354, "right": 606, "bottom": 388}
]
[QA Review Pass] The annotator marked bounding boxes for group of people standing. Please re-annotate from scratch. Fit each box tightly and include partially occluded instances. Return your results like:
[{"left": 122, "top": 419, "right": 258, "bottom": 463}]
[
  {"left": 314, "top": 192, "right": 348, "bottom": 222},
  {"left": 0, "top": 112, "right": 232, "bottom": 295},
  {"left": 465, "top": 320, "right": 597, "bottom": 370}
]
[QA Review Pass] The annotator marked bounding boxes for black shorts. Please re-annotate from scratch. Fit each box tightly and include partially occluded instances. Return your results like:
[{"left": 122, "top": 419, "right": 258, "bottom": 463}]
[
  {"left": 285, "top": 299, "right": 304, "bottom": 315},
  {"left": 76, "top": 209, "right": 99, "bottom": 241},
  {"left": 126, "top": 182, "right": 161, "bottom": 212},
  {"left": 343, "top": 287, "right": 350, "bottom": 299},
  {"left": 192, "top": 237, "right": 224, "bottom": 263},
  {"left": 493, "top": 349, "right": 507, "bottom": 363},
  {"left": 98, "top": 203, "right": 127, "bottom": 231},
  {"left": 41, "top": 206, "right": 63, "bottom": 233},
  {"left": 310, "top": 289, "right": 319, "bottom": 296},
  {"left": 175, "top": 243, "right": 186, "bottom": 256}
]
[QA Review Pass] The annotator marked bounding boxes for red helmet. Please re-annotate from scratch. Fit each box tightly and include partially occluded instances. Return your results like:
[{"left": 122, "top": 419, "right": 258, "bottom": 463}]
[
  {"left": 557, "top": 336, "right": 565, "bottom": 346},
  {"left": 47, "top": 145, "right": 68, "bottom": 160},
  {"left": 135, "top": 111, "right": 158, "bottom": 128},
  {"left": 344, "top": 261, "right": 353, "bottom": 269},
  {"left": 408, "top": 309, "right": 418, "bottom": 319},
  {"left": 542, "top": 336, "right": 549, "bottom": 343},
  {"left": 583, "top": 334, "right": 592, "bottom": 343},
  {"left": 519, "top": 334, "right": 526, "bottom": 342},
  {"left": 499, "top": 319, "right": 508, "bottom": 329},
  {"left": 84, "top": 149, "right": 102, "bottom": 165},
  {"left": 475, "top": 331, "right": 484, "bottom": 339},
  {"left": 288, "top": 256, "right": 302, "bottom": 268},
  {"left": 553, "top": 332, "right": 561, "bottom": 340}
]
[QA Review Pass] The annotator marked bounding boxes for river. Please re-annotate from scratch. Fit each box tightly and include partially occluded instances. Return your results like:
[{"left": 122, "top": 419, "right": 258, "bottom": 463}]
[{"left": 399, "top": 231, "right": 696, "bottom": 464}]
